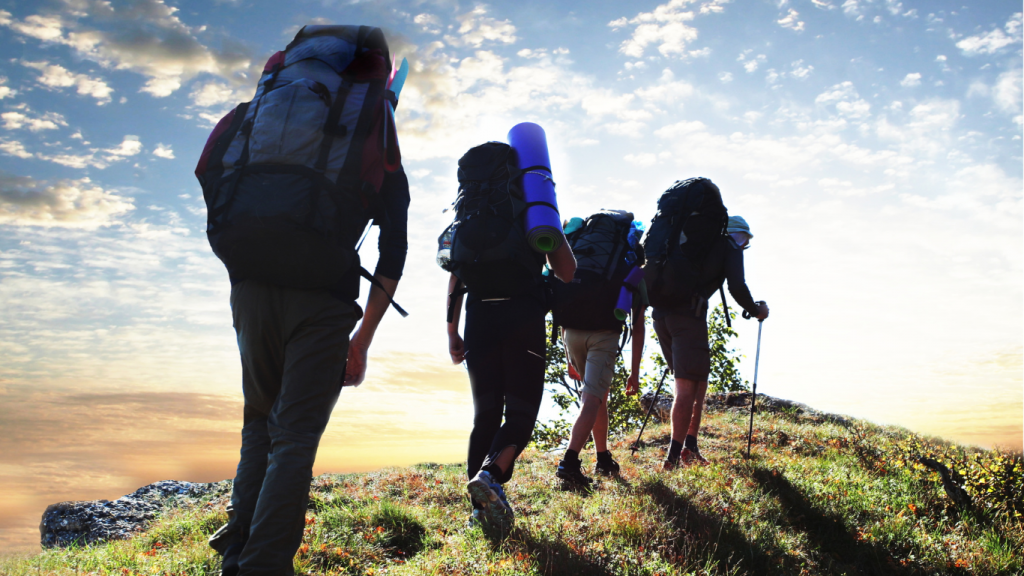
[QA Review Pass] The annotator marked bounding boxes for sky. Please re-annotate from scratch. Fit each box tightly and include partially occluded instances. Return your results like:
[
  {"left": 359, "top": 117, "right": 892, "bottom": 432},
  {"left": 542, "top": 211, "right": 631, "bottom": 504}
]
[{"left": 0, "top": 0, "right": 1021, "bottom": 553}]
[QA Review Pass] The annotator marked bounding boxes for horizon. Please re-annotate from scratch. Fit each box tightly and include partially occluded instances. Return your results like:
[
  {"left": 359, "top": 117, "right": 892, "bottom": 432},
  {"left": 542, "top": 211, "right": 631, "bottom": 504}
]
[{"left": 0, "top": 0, "right": 1021, "bottom": 553}]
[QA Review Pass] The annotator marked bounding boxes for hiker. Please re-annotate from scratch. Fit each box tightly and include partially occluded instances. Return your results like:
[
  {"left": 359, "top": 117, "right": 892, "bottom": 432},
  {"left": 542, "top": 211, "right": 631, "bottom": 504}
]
[
  {"left": 642, "top": 179, "right": 768, "bottom": 469},
  {"left": 551, "top": 211, "right": 648, "bottom": 486},
  {"left": 196, "top": 26, "right": 409, "bottom": 576},
  {"left": 440, "top": 141, "right": 575, "bottom": 530}
]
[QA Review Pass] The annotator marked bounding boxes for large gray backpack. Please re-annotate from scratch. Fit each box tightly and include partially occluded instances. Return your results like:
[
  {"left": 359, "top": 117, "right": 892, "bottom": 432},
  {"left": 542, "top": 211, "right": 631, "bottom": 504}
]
[{"left": 196, "top": 25, "right": 401, "bottom": 299}]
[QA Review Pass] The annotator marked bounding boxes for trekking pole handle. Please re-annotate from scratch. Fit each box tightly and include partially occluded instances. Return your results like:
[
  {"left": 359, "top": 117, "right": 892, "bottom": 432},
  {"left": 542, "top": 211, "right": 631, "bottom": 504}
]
[{"left": 742, "top": 301, "right": 766, "bottom": 321}]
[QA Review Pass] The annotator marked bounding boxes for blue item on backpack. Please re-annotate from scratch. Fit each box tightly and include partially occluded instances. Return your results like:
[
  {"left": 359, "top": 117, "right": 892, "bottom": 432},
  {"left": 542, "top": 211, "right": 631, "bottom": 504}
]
[{"left": 507, "top": 122, "right": 562, "bottom": 253}]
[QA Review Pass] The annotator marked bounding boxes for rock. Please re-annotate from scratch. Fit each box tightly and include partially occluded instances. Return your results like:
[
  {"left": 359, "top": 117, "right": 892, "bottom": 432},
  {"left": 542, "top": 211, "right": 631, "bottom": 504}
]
[
  {"left": 40, "top": 479, "right": 231, "bottom": 549},
  {"left": 639, "top": 391, "right": 674, "bottom": 423}
]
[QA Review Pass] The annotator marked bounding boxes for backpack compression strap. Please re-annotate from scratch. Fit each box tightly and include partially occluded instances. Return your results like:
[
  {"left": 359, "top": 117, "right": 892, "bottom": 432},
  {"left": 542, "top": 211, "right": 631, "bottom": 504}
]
[
  {"left": 359, "top": 267, "right": 409, "bottom": 317},
  {"left": 447, "top": 278, "right": 468, "bottom": 323}
]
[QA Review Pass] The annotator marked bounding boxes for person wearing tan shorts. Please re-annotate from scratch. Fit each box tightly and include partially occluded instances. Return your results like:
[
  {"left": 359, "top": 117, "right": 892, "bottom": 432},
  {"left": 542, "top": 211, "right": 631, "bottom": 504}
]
[{"left": 556, "top": 280, "right": 647, "bottom": 485}]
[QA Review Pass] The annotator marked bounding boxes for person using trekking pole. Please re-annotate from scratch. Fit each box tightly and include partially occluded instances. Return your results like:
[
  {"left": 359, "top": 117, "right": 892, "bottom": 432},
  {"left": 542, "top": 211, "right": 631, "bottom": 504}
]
[
  {"left": 439, "top": 141, "right": 576, "bottom": 531},
  {"left": 642, "top": 178, "right": 768, "bottom": 470},
  {"left": 198, "top": 26, "right": 410, "bottom": 576},
  {"left": 550, "top": 211, "right": 648, "bottom": 486}
]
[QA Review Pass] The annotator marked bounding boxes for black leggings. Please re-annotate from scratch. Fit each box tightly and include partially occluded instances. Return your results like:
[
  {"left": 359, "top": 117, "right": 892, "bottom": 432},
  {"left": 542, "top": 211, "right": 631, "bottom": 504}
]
[{"left": 464, "top": 295, "right": 546, "bottom": 484}]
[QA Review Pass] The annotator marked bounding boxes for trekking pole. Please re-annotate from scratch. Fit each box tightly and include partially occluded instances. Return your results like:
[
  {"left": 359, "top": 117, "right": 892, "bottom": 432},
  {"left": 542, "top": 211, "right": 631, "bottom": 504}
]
[
  {"left": 631, "top": 366, "right": 671, "bottom": 454},
  {"left": 742, "top": 302, "right": 765, "bottom": 458}
]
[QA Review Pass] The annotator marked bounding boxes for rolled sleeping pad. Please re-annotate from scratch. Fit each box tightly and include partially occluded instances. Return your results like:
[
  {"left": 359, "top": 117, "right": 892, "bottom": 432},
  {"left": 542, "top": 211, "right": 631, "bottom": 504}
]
[
  {"left": 614, "top": 266, "right": 646, "bottom": 321},
  {"left": 508, "top": 122, "right": 562, "bottom": 253}
]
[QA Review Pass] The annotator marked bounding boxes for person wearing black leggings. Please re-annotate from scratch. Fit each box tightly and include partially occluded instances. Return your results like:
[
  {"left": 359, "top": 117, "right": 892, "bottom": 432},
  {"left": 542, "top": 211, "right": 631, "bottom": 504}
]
[{"left": 446, "top": 244, "right": 575, "bottom": 530}]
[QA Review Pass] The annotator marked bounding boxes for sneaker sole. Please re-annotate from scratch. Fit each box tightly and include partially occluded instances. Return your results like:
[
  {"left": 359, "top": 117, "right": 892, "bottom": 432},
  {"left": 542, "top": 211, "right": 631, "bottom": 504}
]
[{"left": 467, "top": 478, "right": 513, "bottom": 530}]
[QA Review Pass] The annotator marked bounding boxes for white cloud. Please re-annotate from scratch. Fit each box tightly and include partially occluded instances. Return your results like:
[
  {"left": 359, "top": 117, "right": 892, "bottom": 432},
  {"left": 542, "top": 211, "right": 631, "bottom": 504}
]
[
  {"left": 0, "top": 2, "right": 255, "bottom": 98},
  {"left": 719, "top": 72, "right": 733, "bottom": 83},
  {"left": 739, "top": 52, "right": 766, "bottom": 73},
  {"left": 956, "top": 13, "right": 1023, "bottom": 56},
  {"left": 698, "top": 0, "right": 731, "bottom": 14},
  {"left": 812, "top": 0, "right": 835, "bottom": 8},
  {"left": 445, "top": 6, "right": 516, "bottom": 48},
  {"left": 0, "top": 76, "right": 15, "bottom": 100},
  {"left": 0, "top": 171, "right": 134, "bottom": 228},
  {"left": 20, "top": 60, "right": 113, "bottom": 104},
  {"left": 0, "top": 11, "right": 62, "bottom": 41},
  {"left": 778, "top": 8, "right": 805, "bottom": 32},
  {"left": 413, "top": 13, "right": 442, "bottom": 35},
  {"left": 1, "top": 110, "right": 67, "bottom": 132},
  {"left": 0, "top": 139, "right": 33, "bottom": 159},
  {"left": 152, "top": 144, "right": 175, "bottom": 159},
  {"left": 189, "top": 81, "right": 238, "bottom": 108},
  {"left": 624, "top": 152, "right": 657, "bottom": 167},
  {"left": 609, "top": 0, "right": 700, "bottom": 59},
  {"left": 634, "top": 68, "right": 695, "bottom": 105},
  {"left": 105, "top": 136, "right": 143, "bottom": 158},
  {"left": 790, "top": 60, "right": 813, "bottom": 79},
  {"left": 900, "top": 72, "right": 922, "bottom": 87}
]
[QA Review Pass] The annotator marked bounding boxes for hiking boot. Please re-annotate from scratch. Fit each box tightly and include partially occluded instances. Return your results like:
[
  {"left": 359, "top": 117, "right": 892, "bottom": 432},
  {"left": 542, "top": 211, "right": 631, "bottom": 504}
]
[
  {"left": 467, "top": 471, "right": 514, "bottom": 531},
  {"left": 220, "top": 542, "right": 244, "bottom": 576},
  {"left": 684, "top": 447, "right": 709, "bottom": 466},
  {"left": 594, "top": 452, "right": 620, "bottom": 476},
  {"left": 556, "top": 457, "right": 594, "bottom": 487},
  {"left": 662, "top": 456, "right": 679, "bottom": 472},
  {"left": 466, "top": 508, "right": 484, "bottom": 528}
]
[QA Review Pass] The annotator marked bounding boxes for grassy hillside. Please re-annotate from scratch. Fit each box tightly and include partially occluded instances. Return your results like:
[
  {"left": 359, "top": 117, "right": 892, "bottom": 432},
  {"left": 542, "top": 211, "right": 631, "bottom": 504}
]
[{"left": 3, "top": 404, "right": 1021, "bottom": 576}]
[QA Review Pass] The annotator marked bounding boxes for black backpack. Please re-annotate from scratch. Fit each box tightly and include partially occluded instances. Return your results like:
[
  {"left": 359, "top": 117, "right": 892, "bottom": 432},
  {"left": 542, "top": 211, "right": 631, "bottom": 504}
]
[
  {"left": 438, "top": 142, "right": 545, "bottom": 303},
  {"left": 196, "top": 26, "right": 395, "bottom": 290},
  {"left": 552, "top": 210, "right": 642, "bottom": 332},
  {"left": 642, "top": 178, "right": 728, "bottom": 309}
]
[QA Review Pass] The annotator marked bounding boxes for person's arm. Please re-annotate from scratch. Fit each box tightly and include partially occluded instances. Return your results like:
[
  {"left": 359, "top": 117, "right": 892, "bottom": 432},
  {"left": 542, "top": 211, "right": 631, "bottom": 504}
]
[
  {"left": 344, "top": 275, "right": 399, "bottom": 386},
  {"left": 546, "top": 237, "right": 576, "bottom": 282},
  {"left": 344, "top": 170, "right": 410, "bottom": 386},
  {"left": 724, "top": 246, "right": 767, "bottom": 319},
  {"left": 626, "top": 305, "right": 645, "bottom": 396},
  {"left": 447, "top": 273, "right": 466, "bottom": 364}
]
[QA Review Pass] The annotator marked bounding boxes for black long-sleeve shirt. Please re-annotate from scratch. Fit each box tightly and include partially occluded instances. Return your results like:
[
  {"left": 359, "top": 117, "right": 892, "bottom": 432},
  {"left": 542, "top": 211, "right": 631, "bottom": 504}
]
[
  {"left": 331, "top": 168, "right": 410, "bottom": 303},
  {"left": 371, "top": 168, "right": 410, "bottom": 281},
  {"left": 699, "top": 236, "right": 758, "bottom": 315},
  {"left": 652, "top": 236, "right": 759, "bottom": 319}
]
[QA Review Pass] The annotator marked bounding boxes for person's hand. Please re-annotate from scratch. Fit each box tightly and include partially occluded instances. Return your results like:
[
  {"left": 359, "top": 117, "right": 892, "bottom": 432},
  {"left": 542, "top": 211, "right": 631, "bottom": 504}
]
[
  {"left": 449, "top": 332, "right": 465, "bottom": 364},
  {"left": 344, "top": 335, "right": 369, "bottom": 387},
  {"left": 626, "top": 373, "right": 640, "bottom": 396},
  {"left": 756, "top": 301, "right": 769, "bottom": 321}
]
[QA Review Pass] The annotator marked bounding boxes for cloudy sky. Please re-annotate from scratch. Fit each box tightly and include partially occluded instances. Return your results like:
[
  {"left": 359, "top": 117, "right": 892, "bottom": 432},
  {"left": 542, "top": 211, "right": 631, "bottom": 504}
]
[{"left": 0, "top": 0, "right": 1020, "bottom": 552}]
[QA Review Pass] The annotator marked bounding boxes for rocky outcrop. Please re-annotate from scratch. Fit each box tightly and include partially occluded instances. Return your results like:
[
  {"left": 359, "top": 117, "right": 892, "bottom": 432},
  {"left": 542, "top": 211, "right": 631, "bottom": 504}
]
[
  {"left": 40, "top": 479, "right": 231, "bottom": 548},
  {"left": 640, "top": 391, "right": 851, "bottom": 426}
]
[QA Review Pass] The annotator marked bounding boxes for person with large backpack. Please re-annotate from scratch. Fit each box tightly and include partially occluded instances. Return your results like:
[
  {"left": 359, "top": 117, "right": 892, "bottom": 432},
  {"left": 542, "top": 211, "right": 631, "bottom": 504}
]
[
  {"left": 642, "top": 179, "right": 769, "bottom": 470},
  {"left": 550, "top": 210, "right": 648, "bottom": 486},
  {"left": 196, "top": 25, "right": 410, "bottom": 576},
  {"left": 439, "top": 141, "right": 575, "bottom": 531}
]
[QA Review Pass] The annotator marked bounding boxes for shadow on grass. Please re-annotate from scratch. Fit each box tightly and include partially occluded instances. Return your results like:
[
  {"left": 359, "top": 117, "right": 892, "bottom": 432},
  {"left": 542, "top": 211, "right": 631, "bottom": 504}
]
[
  {"left": 507, "top": 528, "right": 617, "bottom": 576},
  {"left": 751, "top": 467, "right": 970, "bottom": 576},
  {"left": 644, "top": 478, "right": 790, "bottom": 575}
]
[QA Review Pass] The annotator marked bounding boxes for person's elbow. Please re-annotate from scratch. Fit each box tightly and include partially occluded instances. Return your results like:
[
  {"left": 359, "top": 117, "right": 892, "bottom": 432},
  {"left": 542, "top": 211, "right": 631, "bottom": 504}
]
[{"left": 549, "top": 242, "right": 576, "bottom": 283}]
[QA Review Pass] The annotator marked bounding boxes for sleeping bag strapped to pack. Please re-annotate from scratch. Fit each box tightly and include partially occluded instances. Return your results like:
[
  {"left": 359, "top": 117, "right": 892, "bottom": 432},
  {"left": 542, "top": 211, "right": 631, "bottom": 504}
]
[
  {"left": 437, "top": 142, "right": 545, "bottom": 300},
  {"left": 642, "top": 178, "right": 728, "bottom": 309},
  {"left": 552, "top": 210, "right": 643, "bottom": 331},
  {"left": 195, "top": 25, "right": 400, "bottom": 289}
]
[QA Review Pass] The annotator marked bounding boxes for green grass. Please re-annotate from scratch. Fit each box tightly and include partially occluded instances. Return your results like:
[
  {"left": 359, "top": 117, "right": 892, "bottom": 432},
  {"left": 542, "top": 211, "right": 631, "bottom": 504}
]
[{"left": 3, "top": 407, "right": 1021, "bottom": 575}]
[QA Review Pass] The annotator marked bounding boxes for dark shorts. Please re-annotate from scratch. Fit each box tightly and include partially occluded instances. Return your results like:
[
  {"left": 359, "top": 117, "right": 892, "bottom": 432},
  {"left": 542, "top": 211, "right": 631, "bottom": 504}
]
[{"left": 653, "top": 312, "right": 710, "bottom": 382}]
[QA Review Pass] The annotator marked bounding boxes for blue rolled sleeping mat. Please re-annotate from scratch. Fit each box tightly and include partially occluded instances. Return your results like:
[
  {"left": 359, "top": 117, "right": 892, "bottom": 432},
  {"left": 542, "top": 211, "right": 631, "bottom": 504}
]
[{"left": 507, "top": 122, "right": 563, "bottom": 253}]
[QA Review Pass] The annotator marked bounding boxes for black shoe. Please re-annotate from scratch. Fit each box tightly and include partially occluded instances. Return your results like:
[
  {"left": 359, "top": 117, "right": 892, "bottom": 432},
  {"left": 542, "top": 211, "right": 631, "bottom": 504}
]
[
  {"left": 556, "top": 458, "right": 593, "bottom": 487},
  {"left": 221, "top": 542, "right": 244, "bottom": 576},
  {"left": 594, "top": 451, "right": 620, "bottom": 475}
]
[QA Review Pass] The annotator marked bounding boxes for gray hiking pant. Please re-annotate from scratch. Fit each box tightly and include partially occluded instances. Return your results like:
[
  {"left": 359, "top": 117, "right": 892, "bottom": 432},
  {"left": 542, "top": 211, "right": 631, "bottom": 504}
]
[{"left": 209, "top": 280, "right": 358, "bottom": 576}]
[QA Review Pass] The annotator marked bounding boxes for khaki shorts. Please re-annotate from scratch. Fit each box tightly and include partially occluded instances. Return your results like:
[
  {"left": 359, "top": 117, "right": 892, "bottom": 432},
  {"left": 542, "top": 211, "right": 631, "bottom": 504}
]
[{"left": 563, "top": 328, "right": 620, "bottom": 399}]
